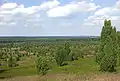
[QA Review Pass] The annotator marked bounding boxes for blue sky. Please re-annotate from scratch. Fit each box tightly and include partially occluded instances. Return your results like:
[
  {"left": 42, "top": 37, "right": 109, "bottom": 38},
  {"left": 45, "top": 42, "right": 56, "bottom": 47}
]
[{"left": 0, "top": 0, "right": 119, "bottom": 36}]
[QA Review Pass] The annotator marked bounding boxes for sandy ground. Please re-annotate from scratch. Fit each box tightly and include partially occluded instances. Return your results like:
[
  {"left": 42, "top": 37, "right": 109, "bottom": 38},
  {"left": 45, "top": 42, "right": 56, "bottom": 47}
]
[{"left": 1, "top": 73, "right": 120, "bottom": 81}]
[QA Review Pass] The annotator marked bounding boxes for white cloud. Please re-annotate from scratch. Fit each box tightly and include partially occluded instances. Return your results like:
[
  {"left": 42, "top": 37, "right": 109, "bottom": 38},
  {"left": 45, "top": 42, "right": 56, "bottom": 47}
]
[
  {"left": 12, "top": 6, "right": 37, "bottom": 15},
  {"left": 47, "top": 1, "right": 100, "bottom": 17},
  {"left": 115, "top": 0, "right": 120, "bottom": 10},
  {"left": 0, "top": 0, "right": 60, "bottom": 15},
  {"left": 83, "top": 14, "right": 120, "bottom": 28},
  {"left": 83, "top": 0, "right": 120, "bottom": 30},
  {"left": 40, "top": 0, "right": 60, "bottom": 10},
  {"left": 94, "top": 0, "right": 120, "bottom": 16},
  {"left": 0, "top": 0, "right": 60, "bottom": 27},
  {"left": 0, "top": 3, "right": 17, "bottom": 10},
  {"left": 94, "top": 7, "right": 113, "bottom": 16},
  {"left": 0, "top": 0, "right": 119, "bottom": 36}
]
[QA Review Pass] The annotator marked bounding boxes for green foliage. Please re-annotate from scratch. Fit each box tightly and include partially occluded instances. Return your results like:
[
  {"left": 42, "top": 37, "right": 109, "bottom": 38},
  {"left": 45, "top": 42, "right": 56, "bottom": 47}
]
[
  {"left": 69, "top": 47, "right": 83, "bottom": 61},
  {"left": 55, "top": 46, "right": 66, "bottom": 66},
  {"left": 96, "top": 20, "right": 112, "bottom": 64},
  {"left": 36, "top": 56, "right": 49, "bottom": 75},
  {"left": 64, "top": 42, "right": 71, "bottom": 61},
  {"left": 69, "top": 50, "right": 78, "bottom": 61},
  {"left": 0, "top": 53, "right": 2, "bottom": 67},
  {"left": 97, "top": 19, "right": 118, "bottom": 72},
  {"left": 7, "top": 56, "right": 17, "bottom": 67},
  {"left": 36, "top": 52, "right": 54, "bottom": 75},
  {"left": 100, "top": 36, "right": 116, "bottom": 72},
  {"left": 0, "top": 36, "right": 99, "bottom": 77},
  {"left": 100, "top": 55, "right": 116, "bottom": 72},
  {"left": 117, "top": 31, "right": 120, "bottom": 65}
]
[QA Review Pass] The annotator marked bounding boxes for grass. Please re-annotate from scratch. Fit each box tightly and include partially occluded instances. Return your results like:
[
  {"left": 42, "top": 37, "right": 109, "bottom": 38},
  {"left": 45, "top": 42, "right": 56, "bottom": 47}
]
[
  {"left": 0, "top": 56, "right": 99, "bottom": 77},
  {"left": 49, "top": 57, "right": 99, "bottom": 75},
  {"left": 0, "top": 56, "right": 37, "bottom": 78},
  {"left": 1, "top": 56, "right": 120, "bottom": 81}
]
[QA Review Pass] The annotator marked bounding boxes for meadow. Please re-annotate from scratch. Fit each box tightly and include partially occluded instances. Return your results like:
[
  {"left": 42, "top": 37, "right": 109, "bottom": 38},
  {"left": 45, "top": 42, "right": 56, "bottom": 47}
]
[{"left": 0, "top": 36, "right": 120, "bottom": 81}]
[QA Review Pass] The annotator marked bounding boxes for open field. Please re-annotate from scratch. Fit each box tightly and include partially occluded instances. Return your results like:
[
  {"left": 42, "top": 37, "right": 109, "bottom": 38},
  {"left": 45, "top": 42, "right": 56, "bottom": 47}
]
[
  {"left": 0, "top": 36, "right": 120, "bottom": 81},
  {"left": 1, "top": 56, "right": 120, "bottom": 81},
  {"left": 0, "top": 56, "right": 99, "bottom": 77}
]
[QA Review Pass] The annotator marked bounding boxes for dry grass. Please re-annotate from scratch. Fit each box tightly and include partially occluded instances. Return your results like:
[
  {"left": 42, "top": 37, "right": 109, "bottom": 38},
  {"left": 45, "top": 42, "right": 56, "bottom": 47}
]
[{"left": 1, "top": 73, "right": 120, "bottom": 81}]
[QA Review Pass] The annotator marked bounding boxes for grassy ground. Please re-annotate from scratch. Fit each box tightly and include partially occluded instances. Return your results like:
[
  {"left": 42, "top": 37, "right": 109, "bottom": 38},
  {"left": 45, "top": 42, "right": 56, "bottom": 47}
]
[
  {"left": 0, "top": 56, "right": 120, "bottom": 81},
  {"left": 0, "top": 56, "right": 99, "bottom": 77}
]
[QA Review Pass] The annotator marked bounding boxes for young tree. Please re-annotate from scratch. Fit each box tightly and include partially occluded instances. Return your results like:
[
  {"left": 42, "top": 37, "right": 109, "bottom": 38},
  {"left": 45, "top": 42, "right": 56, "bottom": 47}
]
[
  {"left": 55, "top": 46, "right": 65, "bottom": 66},
  {"left": 7, "top": 56, "right": 16, "bottom": 67},
  {"left": 69, "top": 47, "right": 83, "bottom": 61},
  {"left": 36, "top": 52, "right": 54, "bottom": 75},
  {"left": 36, "top": 56, "right": 50, "bottom": 75},
  {"left": 64, "top": 42, "right": 71, "bottom": 61}
]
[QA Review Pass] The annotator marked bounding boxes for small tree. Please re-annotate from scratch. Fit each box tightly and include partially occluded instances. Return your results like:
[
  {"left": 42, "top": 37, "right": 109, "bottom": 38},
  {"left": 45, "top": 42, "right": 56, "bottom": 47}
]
[
  {"left": 36, "top": 52, "right": 54, "bottom": 75},
  {"left": 55, "top": 46, "right": 65, "bottom": 66},
  {"left": 7, "top": 56, "right": 16, "bottom": 67},
  {"left": 64, "top": 42, "right": 71, "bottom": 61},
  {"left": 69, "top": 48, "right": 83, "bottom": 61},
  {"left": 36, "top": 56, "right": 50, "bottom": 75},
  {"left": 69, "top": 50, "right": 78, "bottom": 61}
]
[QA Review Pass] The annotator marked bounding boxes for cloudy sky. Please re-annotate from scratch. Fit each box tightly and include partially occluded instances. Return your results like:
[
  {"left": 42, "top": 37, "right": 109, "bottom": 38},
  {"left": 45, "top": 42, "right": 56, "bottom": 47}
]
[{"left": 0, "top": 0, "right": 120, "bottom": 36}]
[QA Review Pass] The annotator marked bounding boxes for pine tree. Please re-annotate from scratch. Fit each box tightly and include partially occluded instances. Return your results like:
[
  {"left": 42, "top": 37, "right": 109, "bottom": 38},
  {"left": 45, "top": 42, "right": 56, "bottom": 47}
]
[
  {"left": 100, "top": 36, "right": 116, "bottom": 72},
  {"left": 96, "top": 19, "right": 117, "bottom": 72},
  {"left": 117, "top": 31, "right": 120, "bottom": 65},
  {"left": 96, "top": 20, "right": 112, "bottom": 64},
  {"left": 111, "top": 27, "right": 117, "bottom": 64}
]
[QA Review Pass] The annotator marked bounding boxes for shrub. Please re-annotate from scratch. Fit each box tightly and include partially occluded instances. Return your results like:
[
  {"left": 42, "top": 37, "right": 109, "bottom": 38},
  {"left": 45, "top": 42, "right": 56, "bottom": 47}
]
[
  {"left": 36, "top": 52, "right": 54, "bottom": 75},
  {"left": 36, "top": 56, "right": 50, "bottom": 75},
  {"left": 55, "top": 46, "right": 65, "bottom": 66},
  {"left": 7, "top": 56, "right": 16, "bottom": 67}
]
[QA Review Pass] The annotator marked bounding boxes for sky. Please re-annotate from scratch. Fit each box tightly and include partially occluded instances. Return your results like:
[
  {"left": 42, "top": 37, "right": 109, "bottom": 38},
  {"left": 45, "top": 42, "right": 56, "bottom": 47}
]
[{"left": 0, "top": 0, "right": 120, "bottom": 36}]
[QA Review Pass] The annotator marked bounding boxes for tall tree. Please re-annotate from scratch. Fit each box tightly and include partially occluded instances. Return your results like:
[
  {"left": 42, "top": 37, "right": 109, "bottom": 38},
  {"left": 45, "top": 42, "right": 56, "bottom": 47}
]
[
  {"left": 100, "top": 36, "right": 116, "bottom": 72},
  {"left": 117, "top": 31, "right": 120, "bottom": 65},
  {"left": 96, "top": 20, "right": 117, "bottom": 72},
  {"left": 96, "top": 20, "right": 112, "bottom": 64}
]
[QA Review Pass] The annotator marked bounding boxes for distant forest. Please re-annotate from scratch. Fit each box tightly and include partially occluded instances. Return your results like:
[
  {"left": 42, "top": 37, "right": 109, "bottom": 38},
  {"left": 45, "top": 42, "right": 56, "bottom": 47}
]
[{"left": 0, "top": 36, "right": 99, "bottom": 43}]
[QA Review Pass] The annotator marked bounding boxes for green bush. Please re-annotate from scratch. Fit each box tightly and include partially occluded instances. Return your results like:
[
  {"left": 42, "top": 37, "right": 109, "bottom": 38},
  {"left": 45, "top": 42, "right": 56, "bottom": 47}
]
[
  {"left": 36, "top": 52, "right": 54, "bottom": 75},
  {"left": 55, "top": 46, "right": 65, "bottom": 66},
  {"left": 7, "top": 56, "right": 17, "bottom": 67},
  {"left": 36, "top": 56, "right": 50, "bottom": 75}
]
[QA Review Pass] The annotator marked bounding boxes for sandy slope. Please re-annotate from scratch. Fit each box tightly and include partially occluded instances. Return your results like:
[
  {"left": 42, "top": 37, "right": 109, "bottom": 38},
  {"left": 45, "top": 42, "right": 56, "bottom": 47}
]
[{"left": 1, "top": 73, "right": 120, "bottom": 81}]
